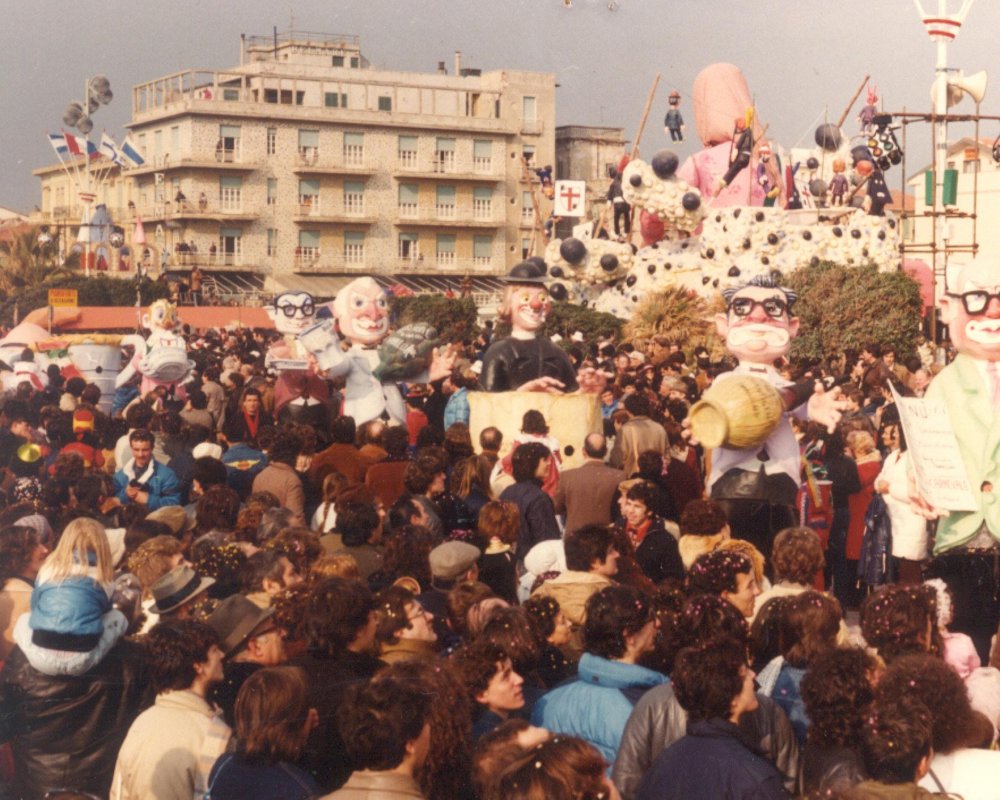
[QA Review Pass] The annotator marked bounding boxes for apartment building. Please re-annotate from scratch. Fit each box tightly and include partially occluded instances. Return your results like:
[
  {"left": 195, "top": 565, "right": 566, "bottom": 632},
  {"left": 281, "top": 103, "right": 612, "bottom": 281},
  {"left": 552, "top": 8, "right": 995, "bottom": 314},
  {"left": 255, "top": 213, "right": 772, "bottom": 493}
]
[{"left": 34, "top": 31, "right": 556, "bottom": 301}]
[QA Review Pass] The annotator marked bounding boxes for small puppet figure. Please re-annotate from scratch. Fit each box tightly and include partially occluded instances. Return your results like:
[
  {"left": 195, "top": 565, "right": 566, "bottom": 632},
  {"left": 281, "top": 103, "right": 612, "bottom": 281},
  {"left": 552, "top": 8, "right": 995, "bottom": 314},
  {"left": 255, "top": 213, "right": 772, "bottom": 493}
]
[
  {"left": 115, "top": 299, "right": 194, "bottom": 400},
  {"left": 714, "top": 111, "right": 755, "bottom": 197},
  {"left": 828, "top": 159, "right": 849, "bottom": 206},
  {"left": 480, "top": 261, "right": 579, "bottom": 394},
  {"left": 664, "top": 90, "right": 685, "bottom": 142},
  {"left": 264, "top": 291, "right": 329, "bottom": 414},
  {"left": 534, "top": 165, "right": 554, "bottom": 187},
  {"left": 755, "top": 142, "right": 781, "bottom": 207},
  {"left": 858, "top": 83, "right": 879, "bottom": 135}
]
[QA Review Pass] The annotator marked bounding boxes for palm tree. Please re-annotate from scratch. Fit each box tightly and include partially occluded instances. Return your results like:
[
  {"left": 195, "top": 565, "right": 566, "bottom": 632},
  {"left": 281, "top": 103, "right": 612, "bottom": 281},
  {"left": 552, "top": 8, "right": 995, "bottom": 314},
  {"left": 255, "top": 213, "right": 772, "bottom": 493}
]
[{"left": 0, "top": 226, "right": 74, "bottom": 299}]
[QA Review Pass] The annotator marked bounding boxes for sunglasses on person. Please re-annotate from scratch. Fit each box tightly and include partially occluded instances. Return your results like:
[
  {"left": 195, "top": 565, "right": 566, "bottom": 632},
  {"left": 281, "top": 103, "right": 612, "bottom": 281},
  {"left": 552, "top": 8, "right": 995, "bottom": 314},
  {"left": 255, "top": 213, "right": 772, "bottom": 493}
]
[
  {"left": 727, "top": 296, "right": 788, "bottom": 319},
  {"left": 947, "top": 290, "right": 1000, "bottom": 316}
]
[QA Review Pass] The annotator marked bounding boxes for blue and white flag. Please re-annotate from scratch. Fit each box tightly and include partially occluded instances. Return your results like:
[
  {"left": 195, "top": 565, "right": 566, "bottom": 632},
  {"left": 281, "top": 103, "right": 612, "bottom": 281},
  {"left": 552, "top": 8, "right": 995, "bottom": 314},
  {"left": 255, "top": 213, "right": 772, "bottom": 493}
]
[
  {"left": 48, "top": 132, "right": 68, "bottom": 157},
  {"left": 119, "top": 136, "right": 145, "bottom": 167},
  {"left": 100, "top": 132, "right": 125, "bottom": 166}
]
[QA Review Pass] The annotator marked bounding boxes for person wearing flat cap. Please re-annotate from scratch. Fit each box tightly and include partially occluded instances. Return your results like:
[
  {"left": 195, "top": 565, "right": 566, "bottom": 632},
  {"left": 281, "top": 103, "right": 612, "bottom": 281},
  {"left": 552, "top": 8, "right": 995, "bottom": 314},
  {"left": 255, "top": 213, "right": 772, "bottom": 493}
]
[
  {"left": 479, "top": 261, "right": 579, "bottom": 394},
  {"left": 149, "top": 564, "right": 215, "bottom": 621},
  {"left": 206, "top": 595, "right": 287, "bottom": 726},
  {"left": 417, "top": 541, "right": 482, "bottom": 646}
]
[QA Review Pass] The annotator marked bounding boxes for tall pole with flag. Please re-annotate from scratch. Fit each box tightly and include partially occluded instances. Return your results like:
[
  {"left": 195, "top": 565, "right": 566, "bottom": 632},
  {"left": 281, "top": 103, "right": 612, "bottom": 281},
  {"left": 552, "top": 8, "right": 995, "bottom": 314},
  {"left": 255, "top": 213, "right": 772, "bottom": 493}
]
[{"left": 913, "top": 0, "right": 976, "bottom": 307}]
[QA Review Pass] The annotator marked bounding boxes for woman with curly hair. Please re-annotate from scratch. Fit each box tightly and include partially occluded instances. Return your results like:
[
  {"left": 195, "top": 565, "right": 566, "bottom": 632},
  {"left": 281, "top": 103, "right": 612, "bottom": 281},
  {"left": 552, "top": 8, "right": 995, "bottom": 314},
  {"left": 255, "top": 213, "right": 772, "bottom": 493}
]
[
  {"left": 876, "top": 653, "right": 1000, "bottom": 797},
  {"left": 0, "top": 524, "right": 50, "bottom": 661},
  {"left": 476, "top": 500, "right": 519, "bottom": 604},
  {"left": 799, "top": 647, "right": 878, "bottom": 795},
  {"left": 523, "top": 595, "right": 575, "bottom": 688},
  {"left": 860, "top": 583, "right": 940, "bottom": 665}
]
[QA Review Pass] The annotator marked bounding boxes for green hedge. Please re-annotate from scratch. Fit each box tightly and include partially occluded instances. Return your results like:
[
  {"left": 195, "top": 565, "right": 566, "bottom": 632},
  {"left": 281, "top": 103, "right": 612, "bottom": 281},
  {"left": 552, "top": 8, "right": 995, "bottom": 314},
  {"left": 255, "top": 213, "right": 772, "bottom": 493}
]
[
  {"left": 392, "top": 295, "right": 481, "bottom": 345},
  {"left": 492, "top": 301, "right": 624, "bottom": 343},
  {"left": 0, "top": 275, "right": 171, "bottom": 327}
]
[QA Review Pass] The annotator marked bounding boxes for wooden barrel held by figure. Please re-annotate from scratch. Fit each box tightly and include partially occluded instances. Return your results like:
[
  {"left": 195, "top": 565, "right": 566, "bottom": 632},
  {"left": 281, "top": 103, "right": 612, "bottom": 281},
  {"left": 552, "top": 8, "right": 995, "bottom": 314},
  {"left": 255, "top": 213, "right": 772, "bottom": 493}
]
[{"left": 688, "top": 374, "right": 784, "bottom": 449}]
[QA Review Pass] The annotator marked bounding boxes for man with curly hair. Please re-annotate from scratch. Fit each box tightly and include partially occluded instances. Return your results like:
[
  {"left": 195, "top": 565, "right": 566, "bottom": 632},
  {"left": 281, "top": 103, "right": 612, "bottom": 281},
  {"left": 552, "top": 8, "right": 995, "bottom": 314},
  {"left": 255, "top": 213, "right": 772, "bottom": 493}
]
[{"left": 110, "top": 619, "right": 231, "bottom": 800}]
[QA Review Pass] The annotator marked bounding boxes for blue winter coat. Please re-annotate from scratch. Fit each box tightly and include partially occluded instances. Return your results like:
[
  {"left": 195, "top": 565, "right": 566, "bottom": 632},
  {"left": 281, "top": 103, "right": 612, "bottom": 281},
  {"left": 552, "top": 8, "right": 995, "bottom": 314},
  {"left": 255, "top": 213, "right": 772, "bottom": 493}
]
[
  {"left": 113, "top": 460, "right": 181, "bottom": 510},
  {"left": 531, "top": 652, "right": 666, "bottom": 764},
  {"left": 30, "top": 578, "right": 110, "bottom": 645}
]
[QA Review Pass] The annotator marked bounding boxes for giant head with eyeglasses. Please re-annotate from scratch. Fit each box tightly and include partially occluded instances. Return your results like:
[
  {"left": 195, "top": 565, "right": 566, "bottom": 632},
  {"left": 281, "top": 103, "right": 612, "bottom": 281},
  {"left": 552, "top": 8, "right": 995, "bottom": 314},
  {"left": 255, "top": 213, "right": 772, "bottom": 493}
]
[
  {"left": 940, "top": 257, "right": 1000, "bottom": 363},
  {"left": 716, "top": 274, "right": 799, "bottom": 366},
  {"left": 267, "top": 291, "right": 316, "bottom": 336}
]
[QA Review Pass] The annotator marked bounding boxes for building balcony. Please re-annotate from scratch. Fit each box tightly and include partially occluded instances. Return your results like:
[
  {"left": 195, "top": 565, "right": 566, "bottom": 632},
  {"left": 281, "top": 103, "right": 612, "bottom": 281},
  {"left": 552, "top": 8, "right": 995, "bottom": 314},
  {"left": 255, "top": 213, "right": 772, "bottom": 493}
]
[
  {"left": 134, "top": 202, "right": 260, "bottom": 223},
  {"left": 168, "top": 252, "right": 263, "bottom": 271},
  {"left": 293, "top": 153, "right": 376, "bottom": 176},
  {"left": 394, "top": 206, "right": 505, "bottom": 228},
  {"left": 292, "top": 199, "right": 376, "bottom": 224},
  {"left": 394, "top": 256, "right": 501, "bottom": 274},
  {"left": 293, "top": 251, "right": 370, "bottom": 273},
  {"left": 127, "top": 153, "right": 260, "bottom": 175},
  {"left": 521, "top": 119, "right": 544, "bottom": 136},
  {"left": 391, "top": 160, "right": 504, "bottom": 182}
]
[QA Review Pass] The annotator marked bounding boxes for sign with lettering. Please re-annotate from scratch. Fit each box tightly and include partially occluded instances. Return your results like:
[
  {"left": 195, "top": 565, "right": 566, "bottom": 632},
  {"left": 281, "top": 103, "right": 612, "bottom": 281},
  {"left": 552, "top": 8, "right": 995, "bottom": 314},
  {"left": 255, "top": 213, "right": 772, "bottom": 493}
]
[
  {"left": 47, "top": 289, "right": 78, "bottom": 308},
  {"left": 891, "top": 385, "right": 977, "bottom": 511}
]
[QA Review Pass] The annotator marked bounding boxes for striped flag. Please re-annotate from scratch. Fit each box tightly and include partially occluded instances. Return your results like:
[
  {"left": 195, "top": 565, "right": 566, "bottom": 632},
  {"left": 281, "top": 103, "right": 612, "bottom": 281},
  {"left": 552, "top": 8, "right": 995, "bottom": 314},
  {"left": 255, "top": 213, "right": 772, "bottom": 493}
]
[
  {"left": 119, "top": 136, "right": 145, "bottom": 167},
  {"left": 48, "top": 132, "right": 69, "bottom": 157},
  {"left": 85, "top": 139, "right": 100, "bottom": 160},
  {"left": 64, "top": 131, "right": 84, "bottom": 156}
]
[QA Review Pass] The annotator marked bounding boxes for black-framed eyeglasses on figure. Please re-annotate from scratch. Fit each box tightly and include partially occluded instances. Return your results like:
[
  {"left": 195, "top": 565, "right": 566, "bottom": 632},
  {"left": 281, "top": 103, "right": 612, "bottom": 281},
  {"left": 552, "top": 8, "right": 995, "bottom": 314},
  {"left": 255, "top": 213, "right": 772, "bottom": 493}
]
[
  {"left": 727, "top": 296, "right": 788, "bottom": 319},
  {"left": 277, "top": 300, "right": 315, "bottom": 318},
  {"left": 947, "top": 290, "right": 1000, "bottom": 316}
]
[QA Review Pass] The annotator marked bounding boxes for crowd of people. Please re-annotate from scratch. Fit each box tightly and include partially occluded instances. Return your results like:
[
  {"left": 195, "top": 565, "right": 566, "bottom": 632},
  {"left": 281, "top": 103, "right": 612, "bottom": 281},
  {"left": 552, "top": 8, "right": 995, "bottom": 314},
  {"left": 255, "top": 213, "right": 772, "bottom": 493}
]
[{"left": 0, "top": 312, "right": 996, "bottom": 800}]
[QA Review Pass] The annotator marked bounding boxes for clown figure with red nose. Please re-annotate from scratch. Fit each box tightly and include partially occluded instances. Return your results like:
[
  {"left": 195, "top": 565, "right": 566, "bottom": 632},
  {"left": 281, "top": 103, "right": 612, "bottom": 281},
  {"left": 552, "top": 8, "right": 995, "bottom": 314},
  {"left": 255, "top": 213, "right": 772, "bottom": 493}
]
[
  {"left": 921, "top": 257, "right": 1000, "bottom": 662},
  {"left": 480, "top": 262, "right": 580, "bottom": 394},
  {"left": 704, "top": 274, "right": 846, "bottom": 566}
]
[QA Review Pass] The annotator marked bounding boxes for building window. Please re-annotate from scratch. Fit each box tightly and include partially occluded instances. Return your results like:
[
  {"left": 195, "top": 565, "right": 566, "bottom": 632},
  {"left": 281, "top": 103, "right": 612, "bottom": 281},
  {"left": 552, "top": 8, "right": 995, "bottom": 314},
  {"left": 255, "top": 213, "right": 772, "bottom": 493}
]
[
  {"left": 267, "top": 228, "right": 278, "bottom": 257},
  {"left": 473, "top": 235, "right": 493, "bottom": 266},
  {"left": 219, "top": 176, "right": 242, "bottom": 212},
  {"left": 436, "top": 234, "right": 456, "bottom": 267},
  {"left": 343, "top": 132, "right": 364, "bottom": 167},
  {"left": 399, "top": 232, "right": 420, "bottom": 260},
  {"left": 344, "top": 231, "right": 365, "bottom": 264},
  {"left": 219, "top": 227, "right": 242, "bottom": 266},
  {"left": 521, "top": 191, "right": 534, "bottom": 224},
  {"left": 297, "top": 230, "right": 321, "bottom": 264},
  {"left": 398, "top": 183, "right": 419, "bottom": 218},
  {"left": 298, "top": 178, "right": 321, "bottom": 215},
  {"left": 521, "top": 236, "right": 531, "bottom": 260},
  {"left": 217, "top": 125, "right": 240, "bottom": 163},
  {"left": 522, "top": 96, "right": 537, "bottom": 121},
  {"left": 473, "top": 187, "right": 493, "bottom": 220},
  {"left": 436, "top": 186, "right": 456, "bottom": 219},
  {"left": 267, "top": 178, "right": 277, "bottom": 206},
  {"left": 170, "top": 126, "right": 180, "bottom": 156},
  {"left": 267, "top": 128, "right": 277, "bottom": 156},
  {"left": 378, "top": 96, "right": 392, "bottom": 112},
  {"left": 223, "top": 88, "right": 239, "bottom": 101},
  {"left": 398, "top": 135, "right": 418, "bottom": 169},
  {"left": 473, "top": 140, "right": 492, "bottom": 173},
  {"left": 344, "top": 181, "right": 365, "bottom": 215},
  {"left": 964, "top": 159, "right": 981, "bottom": 174},
  {"left": 434, "top": 137, "right": 455, "bottom": 173},
  {"left": 298, "top": 129, "right": 319, "bottom": 163},
  {"left": 325, "top": 92, "right": 348, "bottom": 108},
  {"left": 522, "top": 145, "right": 536, "bottom": 166},
  {"left": 332, "top": 55, "right": 345, "bottom": 67},
  {"left": 350, "top": 56, "right": 360, "bottom": 68}
]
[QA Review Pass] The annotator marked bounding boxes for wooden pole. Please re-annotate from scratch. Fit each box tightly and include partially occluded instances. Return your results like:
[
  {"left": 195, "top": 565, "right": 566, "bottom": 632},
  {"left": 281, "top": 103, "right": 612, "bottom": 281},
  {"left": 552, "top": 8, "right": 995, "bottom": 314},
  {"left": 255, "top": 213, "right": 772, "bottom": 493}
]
[
  {"left": 625, "top": 73, "right": 662, "bottom": 240},
  {"left": 837, "top": 74, "right": 872, "bottom": 130}
]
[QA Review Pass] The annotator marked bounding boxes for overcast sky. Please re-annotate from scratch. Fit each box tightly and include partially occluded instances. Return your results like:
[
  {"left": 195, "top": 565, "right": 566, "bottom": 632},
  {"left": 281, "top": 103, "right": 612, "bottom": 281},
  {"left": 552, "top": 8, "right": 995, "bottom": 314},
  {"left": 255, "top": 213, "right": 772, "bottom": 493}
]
[{"left": 1, "top": 0, "right": 998, "bottom": 213}]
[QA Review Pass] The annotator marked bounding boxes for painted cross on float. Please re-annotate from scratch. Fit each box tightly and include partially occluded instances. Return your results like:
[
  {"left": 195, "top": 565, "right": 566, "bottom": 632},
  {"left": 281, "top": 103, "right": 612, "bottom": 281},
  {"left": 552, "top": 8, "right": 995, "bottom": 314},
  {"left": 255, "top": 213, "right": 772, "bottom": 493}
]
[{"left": 559, "top": 184, "right": 581, "bottom": 211}]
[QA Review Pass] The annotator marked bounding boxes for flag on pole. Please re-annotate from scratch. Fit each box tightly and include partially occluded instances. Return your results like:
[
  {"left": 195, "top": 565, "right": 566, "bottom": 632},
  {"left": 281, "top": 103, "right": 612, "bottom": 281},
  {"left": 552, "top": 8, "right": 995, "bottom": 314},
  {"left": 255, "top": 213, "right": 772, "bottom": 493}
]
[
  {"left": 64, "top": 131, "right": 84, "bottom": 157},
  {"left": 119, "top": 136, "right": 145, "bottom": 167},
  {"left": 100, "top": 132, "right": 125, "bottom": 166},
  {"left": 85, "top": 139, "right": 100, "bottom": 160},
  {"left": 48, "top": 132, "right": 68, "bottom": 157}
]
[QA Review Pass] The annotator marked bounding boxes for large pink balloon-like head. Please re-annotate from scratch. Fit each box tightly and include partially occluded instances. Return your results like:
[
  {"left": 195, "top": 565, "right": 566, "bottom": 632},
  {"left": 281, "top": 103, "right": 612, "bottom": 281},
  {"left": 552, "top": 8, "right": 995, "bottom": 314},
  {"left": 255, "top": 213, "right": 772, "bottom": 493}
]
[{"left": 692, "top": 63, "right": 760, "bottom": 147}]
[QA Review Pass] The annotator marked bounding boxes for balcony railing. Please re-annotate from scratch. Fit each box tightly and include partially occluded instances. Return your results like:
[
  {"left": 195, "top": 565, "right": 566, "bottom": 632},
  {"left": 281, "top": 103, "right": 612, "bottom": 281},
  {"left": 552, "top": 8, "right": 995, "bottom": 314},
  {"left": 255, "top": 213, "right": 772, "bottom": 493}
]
[
  {"left": 395, "top": 256, "right": 500, "bottom": 273},
  {"left": 293, "top": 254, "right": 370, "bottom": 273},
  {"left": 435, "top": 203, "right": 456, "bottom": 219},
  {"left": 398, "top": 151, "right": 418, "bottom": 169},
  {"left": 473, "top": 156, "right": 493, "bottom": 173},
  {"left": 394, "top": 205, "right": 504, "bottom": 225},
  {"left": 168, "top": 252, "right": 256, "bottom": 271}
]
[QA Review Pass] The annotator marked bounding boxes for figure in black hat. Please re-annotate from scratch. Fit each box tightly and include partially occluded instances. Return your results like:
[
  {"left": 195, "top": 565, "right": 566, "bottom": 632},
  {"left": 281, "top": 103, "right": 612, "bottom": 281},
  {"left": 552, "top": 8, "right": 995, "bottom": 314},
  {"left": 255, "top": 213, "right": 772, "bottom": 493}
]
[{"left": 479, "top": 262, "right": 579, "bottom": 393}]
